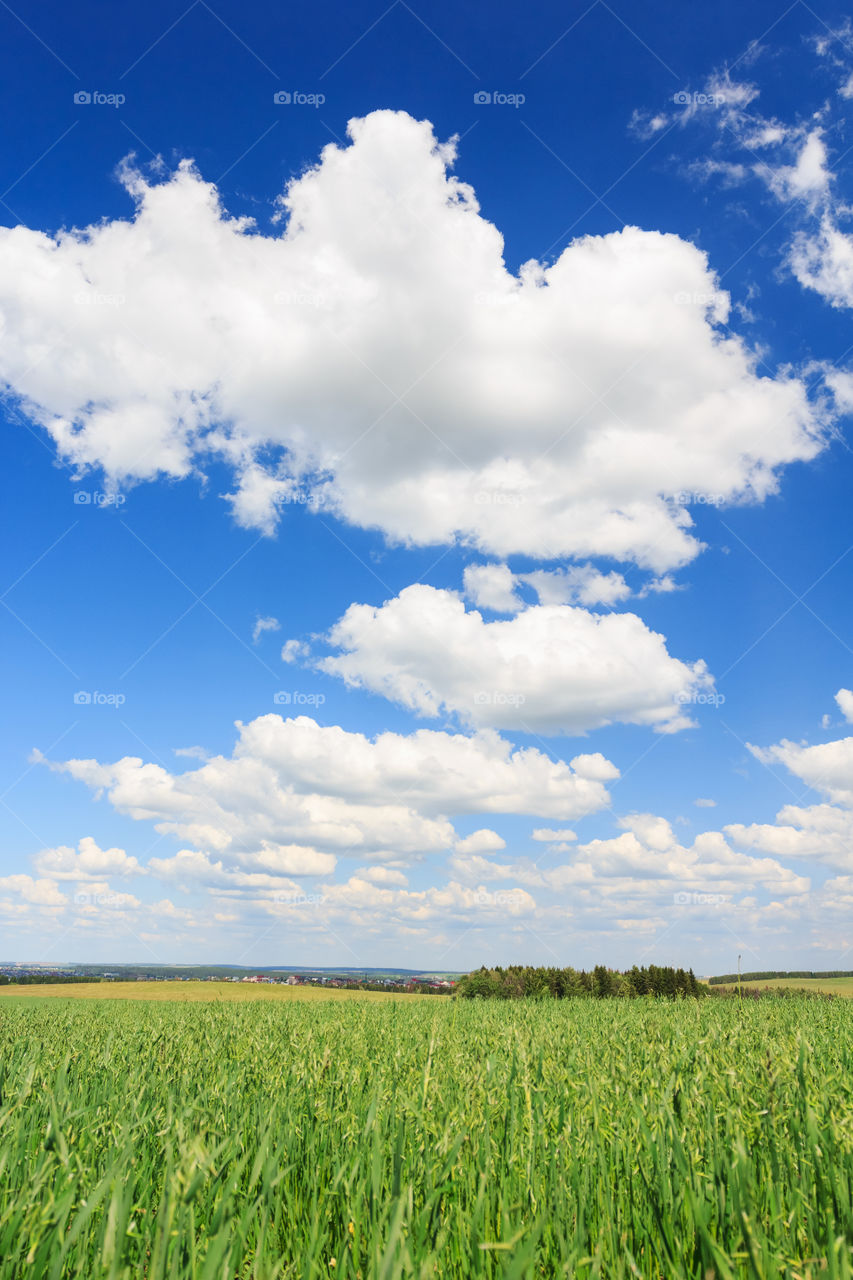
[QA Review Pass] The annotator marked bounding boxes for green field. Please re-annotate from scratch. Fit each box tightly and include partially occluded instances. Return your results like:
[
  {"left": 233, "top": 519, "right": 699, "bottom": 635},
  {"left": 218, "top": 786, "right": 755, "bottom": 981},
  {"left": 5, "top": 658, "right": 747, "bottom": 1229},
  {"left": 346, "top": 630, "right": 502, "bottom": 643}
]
[
  {"left": 713, "top": 976, "right": 853, "bottom": 997},
  {"left": 2, "top": 993, "right": 853, "bottom": 1278},
  {"left": 0, "top": 980, "right": 420, "bottom": 1003}
]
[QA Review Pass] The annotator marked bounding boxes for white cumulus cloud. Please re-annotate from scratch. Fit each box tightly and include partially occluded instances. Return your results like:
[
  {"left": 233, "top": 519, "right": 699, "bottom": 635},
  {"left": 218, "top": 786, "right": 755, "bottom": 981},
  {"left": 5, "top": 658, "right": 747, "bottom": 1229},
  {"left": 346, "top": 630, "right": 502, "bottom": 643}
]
[
  {"left": 320, "top": 584, "right": 714, "bottom": 734},
  {"left": 0, "top": 874, "right": 67, "bottom": 906},
  {"left": 252, "top": 615, "right": 280, "bottom": 644},
  {"left": 835, "top": 688, "right": 853, "bottom": 723},
  {"left": 0, "top": 111, "right": 825, "bottom": 571},
  {"left": 454, "top": 829, "right": 506, "bottom": 854},
  {"left": 33, "top": 835, "right": 142, "bottom": 881},
  {"left": 725, "top": 712, "right": 853, "bottom": 872},
  {"left": 748, "top": 735, "right": 853, "bottom": 807},
  {"left": 38, "top": 714, "right": 616, "bottom": 882}
]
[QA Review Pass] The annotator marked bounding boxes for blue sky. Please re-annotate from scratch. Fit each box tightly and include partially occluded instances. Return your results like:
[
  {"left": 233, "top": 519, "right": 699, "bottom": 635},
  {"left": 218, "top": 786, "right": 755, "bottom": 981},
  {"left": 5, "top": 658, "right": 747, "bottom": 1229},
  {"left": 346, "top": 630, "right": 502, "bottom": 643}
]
[{"left": 2, "top": 0, "right": 853, "bottom": 973}]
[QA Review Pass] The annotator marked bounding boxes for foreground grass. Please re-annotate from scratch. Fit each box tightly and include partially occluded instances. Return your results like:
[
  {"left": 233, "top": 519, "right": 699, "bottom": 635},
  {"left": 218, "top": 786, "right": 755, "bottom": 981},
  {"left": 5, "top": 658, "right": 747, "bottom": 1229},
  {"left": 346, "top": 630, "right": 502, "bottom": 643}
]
[{"left": 1, "top": 996, "right": 853, "bottom": 1277}]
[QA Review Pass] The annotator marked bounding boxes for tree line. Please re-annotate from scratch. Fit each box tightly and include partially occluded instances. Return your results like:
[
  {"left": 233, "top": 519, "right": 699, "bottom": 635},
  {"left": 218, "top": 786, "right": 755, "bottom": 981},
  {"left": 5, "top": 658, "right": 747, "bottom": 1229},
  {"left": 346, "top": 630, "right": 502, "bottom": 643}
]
[
  {"left": 0, "top": 974, "right": 102, "bottom": 985},
  {"left": 456, "top": 964, "right": 705, "bottom": 999},
  {"left": 708, "top": 970, "right": 853, "bottom": 985}
]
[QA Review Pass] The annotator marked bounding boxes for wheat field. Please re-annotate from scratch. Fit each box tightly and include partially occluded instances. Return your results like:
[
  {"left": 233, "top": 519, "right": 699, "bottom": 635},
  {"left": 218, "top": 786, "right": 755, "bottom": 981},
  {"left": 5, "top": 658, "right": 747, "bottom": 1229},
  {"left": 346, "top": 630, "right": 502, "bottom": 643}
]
[{"left": 1, "top": 992, "right": 852, "bottom": 1277}]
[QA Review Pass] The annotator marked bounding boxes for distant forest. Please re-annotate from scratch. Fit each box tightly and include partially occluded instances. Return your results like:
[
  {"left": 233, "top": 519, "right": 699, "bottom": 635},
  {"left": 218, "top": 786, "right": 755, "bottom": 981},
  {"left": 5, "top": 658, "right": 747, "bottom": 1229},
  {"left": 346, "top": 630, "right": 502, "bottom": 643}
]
[
  {"left": 709, "top": 970, "right": 853, "bottom": 984},
  {"left": 456, "top": 964, "right": 705, "bottom": 999},
  {"left": 0, "top": 974, "right": 101, "bottom": 986}
]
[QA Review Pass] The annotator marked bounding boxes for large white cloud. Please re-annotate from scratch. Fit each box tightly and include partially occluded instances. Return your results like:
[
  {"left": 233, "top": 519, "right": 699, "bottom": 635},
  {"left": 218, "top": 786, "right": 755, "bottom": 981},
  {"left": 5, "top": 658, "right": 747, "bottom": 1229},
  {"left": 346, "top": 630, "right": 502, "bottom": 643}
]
[
  {"left": 320, "top": 584, "right": 713, "bottom": 733},
  {"left": 233, "top": 712, "right": 618, "bottom": 813},
  {"left": 0, "top": 111, "right": 825, "bottom": 570},
  {"left": 36, "top": 713, "right": 617, "bottom": 877}
]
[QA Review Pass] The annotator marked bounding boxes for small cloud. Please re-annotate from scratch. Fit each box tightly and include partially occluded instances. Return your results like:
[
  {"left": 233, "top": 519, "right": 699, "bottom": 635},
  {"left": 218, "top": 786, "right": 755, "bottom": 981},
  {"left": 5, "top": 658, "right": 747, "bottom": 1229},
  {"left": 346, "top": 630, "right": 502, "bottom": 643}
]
[
  {"left": 835, "top": 688, "right": 853, "bottom": 723},
  {"left": 463, "top": 563, "right": 523, "bottom": 614},
  {"left": 354, "top": 866, "right": 409, "bottom": 886},
  {"left": 532, "top": 827, "right": 577, "bottom": 842},
  {"left": 523, "top": 564, "right": 631, "bottom": 608},
  {"left": 687, "top": 159, "right": 749, "bottom": 187},
  {"left": 629, "top": 109, "right": 669, "bottom": 138},
  {"left": 821, "top": 713, "right": 833, "bottom": 729},
  {"left": 174, "top": 745, "right": 210, "bottom": 760},
  {"left": 694, "top": 797, "right": 717, "bottom": 808},
  {"left": 743, "top": 124, "right": 787, "bottom": 147},
  {"left": 637, "top": 574, "right": 681, "bottom": 598},
  {"left": 281, "top": 638, "right": 309, "bottom": 664},
  {"left": 253, "top": 615, "right": 280, "bottom": 645},
  {"left": 705, "top": 73, "right": 759, "bottom": 111},
  {"left": 455, "top": 829, "right": 506, "bottom": 855},
  {"left": 764, "top": 130, "right": 830, "bottom": 208}
]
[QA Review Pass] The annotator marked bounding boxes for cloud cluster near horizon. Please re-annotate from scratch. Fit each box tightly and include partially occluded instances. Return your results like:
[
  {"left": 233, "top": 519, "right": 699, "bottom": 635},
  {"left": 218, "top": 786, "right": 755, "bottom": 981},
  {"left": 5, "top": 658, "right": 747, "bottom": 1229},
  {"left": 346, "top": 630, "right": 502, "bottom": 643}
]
[{"left": 8, "top": 696, "right": 853, "bottom": 956}]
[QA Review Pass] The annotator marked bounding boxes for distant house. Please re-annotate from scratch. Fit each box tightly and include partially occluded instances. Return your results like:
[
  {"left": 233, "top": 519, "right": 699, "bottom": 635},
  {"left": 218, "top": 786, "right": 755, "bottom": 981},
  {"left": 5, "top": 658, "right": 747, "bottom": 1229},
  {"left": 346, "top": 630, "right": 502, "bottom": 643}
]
[{"left": 286, "top": 975, "right": 300, "bottom": 985}]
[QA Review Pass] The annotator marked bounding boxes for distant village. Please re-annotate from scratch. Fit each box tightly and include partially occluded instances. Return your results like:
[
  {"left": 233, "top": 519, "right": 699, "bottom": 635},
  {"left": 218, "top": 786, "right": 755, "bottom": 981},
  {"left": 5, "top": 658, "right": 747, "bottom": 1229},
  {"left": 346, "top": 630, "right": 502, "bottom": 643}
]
[
  {"left": 225, "top": 973, "right": 454, "bottom": 992},
  {"left": 0, "top": 964, "right": 456, "bottom": 993}
]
